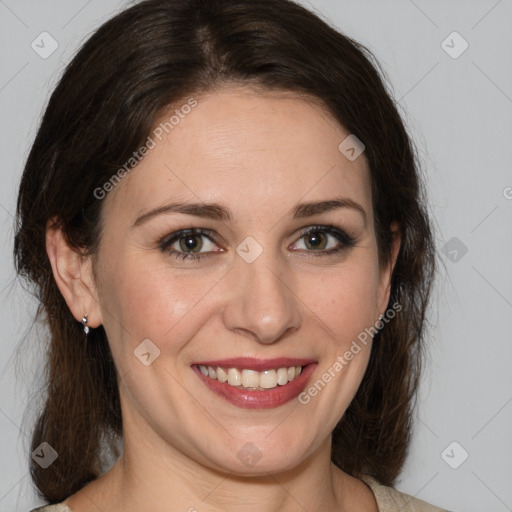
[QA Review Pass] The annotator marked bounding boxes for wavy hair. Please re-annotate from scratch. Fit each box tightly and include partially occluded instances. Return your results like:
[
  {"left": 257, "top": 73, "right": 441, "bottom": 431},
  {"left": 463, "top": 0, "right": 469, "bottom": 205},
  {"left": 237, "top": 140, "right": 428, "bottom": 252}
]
[{"left": 14, "top": 0, "right": 435, "bottom": 503}]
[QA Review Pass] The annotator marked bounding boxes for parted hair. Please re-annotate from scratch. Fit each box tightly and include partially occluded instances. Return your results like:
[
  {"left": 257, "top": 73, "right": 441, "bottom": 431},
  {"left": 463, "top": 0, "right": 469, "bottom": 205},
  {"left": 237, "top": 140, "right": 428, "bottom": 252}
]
[{"left": 14, "top": 0, "right": 435, "bottom": 503}]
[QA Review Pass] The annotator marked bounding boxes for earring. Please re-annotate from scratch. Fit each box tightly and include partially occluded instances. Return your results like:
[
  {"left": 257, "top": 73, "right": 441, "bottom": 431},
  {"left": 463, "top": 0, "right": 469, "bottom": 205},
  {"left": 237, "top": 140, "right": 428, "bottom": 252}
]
[{"left": 81, "top": 314, "right": 90, "bottom": 335}]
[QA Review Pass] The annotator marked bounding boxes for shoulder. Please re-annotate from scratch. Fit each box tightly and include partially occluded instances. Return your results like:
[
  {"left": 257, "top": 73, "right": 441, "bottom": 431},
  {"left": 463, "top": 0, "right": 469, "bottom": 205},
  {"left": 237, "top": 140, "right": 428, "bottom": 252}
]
[
  {"left": 361, "top": 475, "right": 451, "bottom": 512},
  {"left": 29, "top": 504, "right": 72, "bottom": 512}
]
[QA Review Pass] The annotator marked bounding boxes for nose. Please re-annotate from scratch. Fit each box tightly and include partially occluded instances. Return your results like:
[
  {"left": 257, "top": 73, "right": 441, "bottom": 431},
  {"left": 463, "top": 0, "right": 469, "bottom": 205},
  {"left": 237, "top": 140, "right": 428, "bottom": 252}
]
[{"left": 221, "top": 249, "right": 302, "bottom": 345}]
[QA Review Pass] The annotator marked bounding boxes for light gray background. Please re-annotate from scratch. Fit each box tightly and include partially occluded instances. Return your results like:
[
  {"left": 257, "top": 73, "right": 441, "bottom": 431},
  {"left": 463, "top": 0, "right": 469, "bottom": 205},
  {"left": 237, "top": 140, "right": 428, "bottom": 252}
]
[{"left": 1, "top": 1, "right": 511, "bottom": 511}]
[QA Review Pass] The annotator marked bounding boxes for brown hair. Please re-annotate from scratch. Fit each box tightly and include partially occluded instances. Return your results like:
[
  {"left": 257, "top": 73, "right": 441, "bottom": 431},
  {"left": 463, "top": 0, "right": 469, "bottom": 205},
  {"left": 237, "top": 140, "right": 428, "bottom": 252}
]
[{"left": 15, "top": 0, "right": 435, "bottom": 503}]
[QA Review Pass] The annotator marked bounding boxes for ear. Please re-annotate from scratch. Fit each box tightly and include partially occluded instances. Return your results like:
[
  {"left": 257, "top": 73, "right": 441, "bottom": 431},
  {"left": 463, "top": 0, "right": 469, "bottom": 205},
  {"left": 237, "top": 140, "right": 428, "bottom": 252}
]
[
  {"left": 376, "top": 221, "right": 401, "bottom": 315},
  {"left": 45, "top": 219, "right": 103, "bottom": 328}
]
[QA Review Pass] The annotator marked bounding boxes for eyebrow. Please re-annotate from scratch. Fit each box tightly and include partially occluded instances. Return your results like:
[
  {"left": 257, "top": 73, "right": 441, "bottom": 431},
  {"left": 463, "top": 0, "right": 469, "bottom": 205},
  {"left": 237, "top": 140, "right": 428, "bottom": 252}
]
[
  {"left": 292, "top": 198, "right": 366, "bottom": 224},
  {"left": 132, "top": 197, "right": 367, "bottom": 228}
]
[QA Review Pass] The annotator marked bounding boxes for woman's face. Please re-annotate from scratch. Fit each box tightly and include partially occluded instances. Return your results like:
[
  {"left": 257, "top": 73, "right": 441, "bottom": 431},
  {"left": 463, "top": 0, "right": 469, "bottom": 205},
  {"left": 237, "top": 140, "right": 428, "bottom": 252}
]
[{"left": 92, "top": 86, "right": 395, "bottom": 475}]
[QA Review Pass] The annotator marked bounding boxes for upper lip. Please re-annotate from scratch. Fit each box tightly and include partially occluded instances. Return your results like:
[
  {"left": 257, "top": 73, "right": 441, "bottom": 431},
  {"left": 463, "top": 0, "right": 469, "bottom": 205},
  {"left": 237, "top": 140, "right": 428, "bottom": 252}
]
[{"left": 192, "top": 357, "right": 317, "bottom": 372}]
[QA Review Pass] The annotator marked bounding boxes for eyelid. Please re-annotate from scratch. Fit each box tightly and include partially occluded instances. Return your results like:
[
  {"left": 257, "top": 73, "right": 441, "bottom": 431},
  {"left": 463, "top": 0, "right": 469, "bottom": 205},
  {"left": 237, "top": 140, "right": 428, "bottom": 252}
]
[{"left": 161, "top": 228, "right": 220, "bottom": 246}]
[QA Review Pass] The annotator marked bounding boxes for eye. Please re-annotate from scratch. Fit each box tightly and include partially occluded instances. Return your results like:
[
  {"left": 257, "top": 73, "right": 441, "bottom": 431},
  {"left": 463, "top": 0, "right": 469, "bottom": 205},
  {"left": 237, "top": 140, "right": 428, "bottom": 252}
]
[
  {"left": 290, "top": 225, "right": 355, "bottom": 255},
  {"left": 160, "top": 229, "right": 223, "bottom": 261}
]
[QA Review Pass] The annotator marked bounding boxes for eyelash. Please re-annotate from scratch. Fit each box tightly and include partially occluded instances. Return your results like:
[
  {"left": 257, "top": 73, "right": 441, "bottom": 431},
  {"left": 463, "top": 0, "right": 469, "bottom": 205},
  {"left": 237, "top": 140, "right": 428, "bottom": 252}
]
[{"left": 159, "top": 225, "right": 355, "bottom": 262}]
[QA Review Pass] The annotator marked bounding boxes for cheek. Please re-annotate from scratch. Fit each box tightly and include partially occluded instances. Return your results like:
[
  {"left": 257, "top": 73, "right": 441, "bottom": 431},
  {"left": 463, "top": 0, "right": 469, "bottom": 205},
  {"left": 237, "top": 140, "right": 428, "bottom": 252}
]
[
  {"left": 97, "top": 250, "right": 222, "bottom": 359},
  {"left": 294, "top": 263, "right": 380, "bottom": 428},
  {"left": 302, "top": 258, "right": 381, "bottom": 341}
]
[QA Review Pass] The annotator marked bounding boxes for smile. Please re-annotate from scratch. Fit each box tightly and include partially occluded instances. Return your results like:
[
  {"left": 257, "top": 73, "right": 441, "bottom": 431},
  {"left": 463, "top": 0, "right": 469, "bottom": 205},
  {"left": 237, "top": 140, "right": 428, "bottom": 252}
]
[
  {"left": 197, "top": 364, "right": 303, "bottom": 390},
  {"left": 192, "top": 358, "right": 317, "bottom": 409}
]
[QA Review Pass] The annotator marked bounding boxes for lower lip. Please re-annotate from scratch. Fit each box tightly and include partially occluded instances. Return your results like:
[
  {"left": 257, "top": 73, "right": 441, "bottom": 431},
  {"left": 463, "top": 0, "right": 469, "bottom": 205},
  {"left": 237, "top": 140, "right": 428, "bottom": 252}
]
[{"left": 193, "top": 364, "right": 317, "bottom": 409}]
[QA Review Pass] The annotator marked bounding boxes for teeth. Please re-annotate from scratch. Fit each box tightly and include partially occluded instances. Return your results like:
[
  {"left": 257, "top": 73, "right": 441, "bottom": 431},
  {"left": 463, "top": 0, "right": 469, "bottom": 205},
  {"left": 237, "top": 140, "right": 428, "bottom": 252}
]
[
  {"left": 241, "top": 369, "right": 259, "bottom": 388},
  {"left": 227, "top": 368, "right": 242, "bottom": 386},
  {"left": 197, "top": 364, "right": 305, "bottom": 390},
  {"left": 277, "top": 367, "right": 288, "bottom": 385},
  {"left": 260, "top": 369, "right": 277, "bottom": 389},
  {"left": 217, "top": 367, "right": 228, "bottom": 383}
]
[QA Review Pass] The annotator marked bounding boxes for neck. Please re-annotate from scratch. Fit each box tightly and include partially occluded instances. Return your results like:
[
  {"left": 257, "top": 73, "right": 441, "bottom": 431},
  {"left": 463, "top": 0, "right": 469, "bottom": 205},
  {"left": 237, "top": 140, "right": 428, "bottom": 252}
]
[
  {"left": 110, "top": 438, "right": 343, "bottom": 511},
  {"left": 66, "top": 408, "right": 377, "bottom": 512}
]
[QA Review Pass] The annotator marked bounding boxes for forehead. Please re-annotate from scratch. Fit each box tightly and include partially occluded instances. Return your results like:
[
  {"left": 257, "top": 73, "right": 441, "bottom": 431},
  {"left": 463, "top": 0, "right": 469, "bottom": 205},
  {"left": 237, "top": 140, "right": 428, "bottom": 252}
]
[{"left": 104, "top": 86, "right": 372, "bottom": 226}]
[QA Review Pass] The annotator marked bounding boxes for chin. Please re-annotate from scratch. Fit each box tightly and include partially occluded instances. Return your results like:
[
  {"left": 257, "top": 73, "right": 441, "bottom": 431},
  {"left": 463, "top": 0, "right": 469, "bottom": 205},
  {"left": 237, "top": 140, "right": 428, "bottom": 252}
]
[{"left": 200, "top": 431, "right": 319, "bottom": 477}]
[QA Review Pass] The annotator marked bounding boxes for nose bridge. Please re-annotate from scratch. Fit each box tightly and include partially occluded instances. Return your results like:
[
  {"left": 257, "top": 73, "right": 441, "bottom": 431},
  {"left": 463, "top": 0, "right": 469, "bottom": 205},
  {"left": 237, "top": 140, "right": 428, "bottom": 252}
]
[{"left": 222, "top": 244, "right": 301, "bottom": 344}]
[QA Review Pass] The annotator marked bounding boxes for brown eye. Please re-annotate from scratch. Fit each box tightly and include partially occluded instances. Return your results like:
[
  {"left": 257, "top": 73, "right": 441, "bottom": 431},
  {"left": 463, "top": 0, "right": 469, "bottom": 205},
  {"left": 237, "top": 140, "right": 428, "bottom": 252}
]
[
  {"left": 178, "top": 234, "right": 203, "bottom": 253},
  {"left": 160, "top": 228, "right": 223, "bottom": 261},
  {"left": 304, "top": 231, "right": 328, "bottom": 250},
  {"left": 290, "top": 225, "right": 355, "bottom": 256}
]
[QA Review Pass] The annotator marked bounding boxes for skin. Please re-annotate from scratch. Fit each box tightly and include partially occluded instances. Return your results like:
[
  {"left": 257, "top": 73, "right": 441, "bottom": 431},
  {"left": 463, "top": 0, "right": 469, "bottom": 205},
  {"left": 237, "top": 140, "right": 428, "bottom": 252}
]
[{"left": 46, "top": 85, "right": 400, "bottom": 512}]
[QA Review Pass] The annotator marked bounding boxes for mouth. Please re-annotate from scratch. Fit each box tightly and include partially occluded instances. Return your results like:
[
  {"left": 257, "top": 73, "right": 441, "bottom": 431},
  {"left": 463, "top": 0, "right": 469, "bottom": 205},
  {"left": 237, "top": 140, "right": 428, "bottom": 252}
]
[
  {"left": 196, "top": 363, "right": 305, "bottom": 390},
  {"left": 192, "top": 358, "right": 317, "bottom": 409}
]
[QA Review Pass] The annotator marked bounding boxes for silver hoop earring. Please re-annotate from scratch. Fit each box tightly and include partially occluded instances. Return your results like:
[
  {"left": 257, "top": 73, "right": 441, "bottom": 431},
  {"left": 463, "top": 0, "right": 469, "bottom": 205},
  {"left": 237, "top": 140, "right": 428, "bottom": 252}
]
[{"left": 81, "top": 314, "right": 90, "bottom": 335}]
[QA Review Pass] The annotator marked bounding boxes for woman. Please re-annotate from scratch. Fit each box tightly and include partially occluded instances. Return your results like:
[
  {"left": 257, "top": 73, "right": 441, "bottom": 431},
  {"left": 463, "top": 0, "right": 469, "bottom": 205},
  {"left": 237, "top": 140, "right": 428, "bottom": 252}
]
[{"left": 16, "top": 0, "right": 446, "bottom": 510}]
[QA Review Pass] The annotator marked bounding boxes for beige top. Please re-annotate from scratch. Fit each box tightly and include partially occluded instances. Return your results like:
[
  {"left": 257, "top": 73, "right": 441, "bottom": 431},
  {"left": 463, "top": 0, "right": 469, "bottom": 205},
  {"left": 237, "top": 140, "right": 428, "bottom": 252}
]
[
  {"left": 362, "top": 476, "right": 449, "bottom": 511},
  {"left": 30, "top": 476, "right": 450, "bottom": 511}
]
